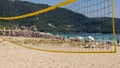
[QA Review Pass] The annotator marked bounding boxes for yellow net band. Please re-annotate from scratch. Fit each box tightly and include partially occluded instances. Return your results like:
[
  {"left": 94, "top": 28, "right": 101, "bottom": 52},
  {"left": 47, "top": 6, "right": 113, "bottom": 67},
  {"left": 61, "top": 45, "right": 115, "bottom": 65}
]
[{"left": 0, "top": 0, "right": 76, "bottom": 20}]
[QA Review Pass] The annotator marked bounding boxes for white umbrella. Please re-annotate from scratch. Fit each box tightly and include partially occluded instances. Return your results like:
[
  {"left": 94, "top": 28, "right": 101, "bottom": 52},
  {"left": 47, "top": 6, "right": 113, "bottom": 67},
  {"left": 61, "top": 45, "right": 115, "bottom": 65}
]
[
  {"left": 46, "top": 33, "right": 53, "bottom": 35},
  {"left": 39, "top": 32, "right": 46, "bottom": 35},
  {"left": 88, "top": 36, "right": 94, "bottom": 41},
  {"left": 70, "top": 37, "right": 74, "bottom": 39},
  {"left": 77, "top": 36, "right": 84, "bottom": 41}
]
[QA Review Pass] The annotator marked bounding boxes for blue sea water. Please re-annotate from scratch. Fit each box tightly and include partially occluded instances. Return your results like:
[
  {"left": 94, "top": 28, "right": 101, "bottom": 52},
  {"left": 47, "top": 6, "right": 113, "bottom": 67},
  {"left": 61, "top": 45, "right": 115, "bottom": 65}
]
[{"left": 53, "top": 33, "right": 120, "bottom": 41}]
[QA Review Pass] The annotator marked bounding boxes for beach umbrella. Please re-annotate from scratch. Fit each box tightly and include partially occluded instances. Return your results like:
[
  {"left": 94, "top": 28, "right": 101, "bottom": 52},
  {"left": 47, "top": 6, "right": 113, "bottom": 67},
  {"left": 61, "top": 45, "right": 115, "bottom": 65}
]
[
  {"left": 77, "top": 36, "right": 84, "bottom": 41},
  {"left": 70, "top": 37, "right": 74, "bottom": 39},
  {"left": 88, "top": 36, "right": 94, "bottom": 41},
  {"left": 39, "top": 32, "right": 46, "bottom": 35},
  {"left": 46, "top": 33, "right": 53, "bottom": 35}
]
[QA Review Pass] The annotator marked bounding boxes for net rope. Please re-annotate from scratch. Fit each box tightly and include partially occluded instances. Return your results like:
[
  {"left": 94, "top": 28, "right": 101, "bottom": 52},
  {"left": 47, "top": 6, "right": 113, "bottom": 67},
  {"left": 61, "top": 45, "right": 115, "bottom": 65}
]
[{"left": 0, "top": 0, "right": 115, "bottom": 53}]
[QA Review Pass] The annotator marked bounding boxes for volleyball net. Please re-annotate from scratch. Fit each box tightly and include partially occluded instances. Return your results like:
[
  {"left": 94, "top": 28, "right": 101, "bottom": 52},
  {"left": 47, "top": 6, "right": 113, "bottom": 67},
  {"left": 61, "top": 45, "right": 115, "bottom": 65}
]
[{"left": 0, "top": 0, "right": 116, "bottom": 53}]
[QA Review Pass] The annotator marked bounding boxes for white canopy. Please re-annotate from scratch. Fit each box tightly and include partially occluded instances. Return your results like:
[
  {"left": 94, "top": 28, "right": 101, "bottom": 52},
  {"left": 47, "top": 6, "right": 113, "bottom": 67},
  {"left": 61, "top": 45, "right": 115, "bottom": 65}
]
[
  {"left": 88, "top": 36, "right": 94, "bottom": 41},
  {"left": 77, "top": 36, "right": 84, "bottom": 40}
]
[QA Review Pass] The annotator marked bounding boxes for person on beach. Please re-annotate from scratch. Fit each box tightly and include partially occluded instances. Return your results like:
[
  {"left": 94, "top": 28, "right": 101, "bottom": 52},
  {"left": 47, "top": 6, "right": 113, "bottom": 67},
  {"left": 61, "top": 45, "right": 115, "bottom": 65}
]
[{"left": 117, "top": 39, "right": 120, "bottom": 46}]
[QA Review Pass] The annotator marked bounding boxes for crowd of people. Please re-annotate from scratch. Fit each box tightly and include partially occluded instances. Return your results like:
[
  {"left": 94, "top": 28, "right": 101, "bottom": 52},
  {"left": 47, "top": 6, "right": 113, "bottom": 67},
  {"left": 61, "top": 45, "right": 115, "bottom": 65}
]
[{"left": 0, "top": 28, "right": 119, "bottom": 47}]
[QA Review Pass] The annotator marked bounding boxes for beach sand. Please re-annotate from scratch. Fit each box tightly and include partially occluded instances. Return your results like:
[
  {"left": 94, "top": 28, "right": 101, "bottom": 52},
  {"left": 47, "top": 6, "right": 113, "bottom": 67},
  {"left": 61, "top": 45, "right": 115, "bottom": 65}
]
[{"left": 0, "top": 37, "right": 120, "bottom": 68}]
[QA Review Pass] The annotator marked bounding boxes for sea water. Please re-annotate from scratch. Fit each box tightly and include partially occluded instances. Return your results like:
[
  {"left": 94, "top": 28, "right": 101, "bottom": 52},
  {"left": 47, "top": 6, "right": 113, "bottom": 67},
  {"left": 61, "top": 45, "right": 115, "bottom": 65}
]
[{"left": 53, "top": 33, "right": 120, "bottom": 42}]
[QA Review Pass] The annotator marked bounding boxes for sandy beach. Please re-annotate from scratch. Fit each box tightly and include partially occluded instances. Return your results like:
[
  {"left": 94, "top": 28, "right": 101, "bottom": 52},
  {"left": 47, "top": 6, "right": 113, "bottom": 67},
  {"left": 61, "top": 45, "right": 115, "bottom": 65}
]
[{"left": 0, "top": 37, "right": 120, "bottom": 68}]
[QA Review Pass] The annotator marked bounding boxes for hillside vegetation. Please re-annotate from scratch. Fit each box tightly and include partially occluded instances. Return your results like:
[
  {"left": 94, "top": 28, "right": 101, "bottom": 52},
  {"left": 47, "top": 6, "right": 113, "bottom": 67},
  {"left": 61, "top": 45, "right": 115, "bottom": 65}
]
[{"left": 0, "top": 0, "right": 119, "bottom": 33}]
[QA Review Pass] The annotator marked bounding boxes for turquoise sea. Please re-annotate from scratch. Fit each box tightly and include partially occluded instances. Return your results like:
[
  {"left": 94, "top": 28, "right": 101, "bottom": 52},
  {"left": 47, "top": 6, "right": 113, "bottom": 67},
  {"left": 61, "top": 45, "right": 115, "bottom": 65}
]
[{"left": 53, "top": 33, "right": 120, "bottom": 41}]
